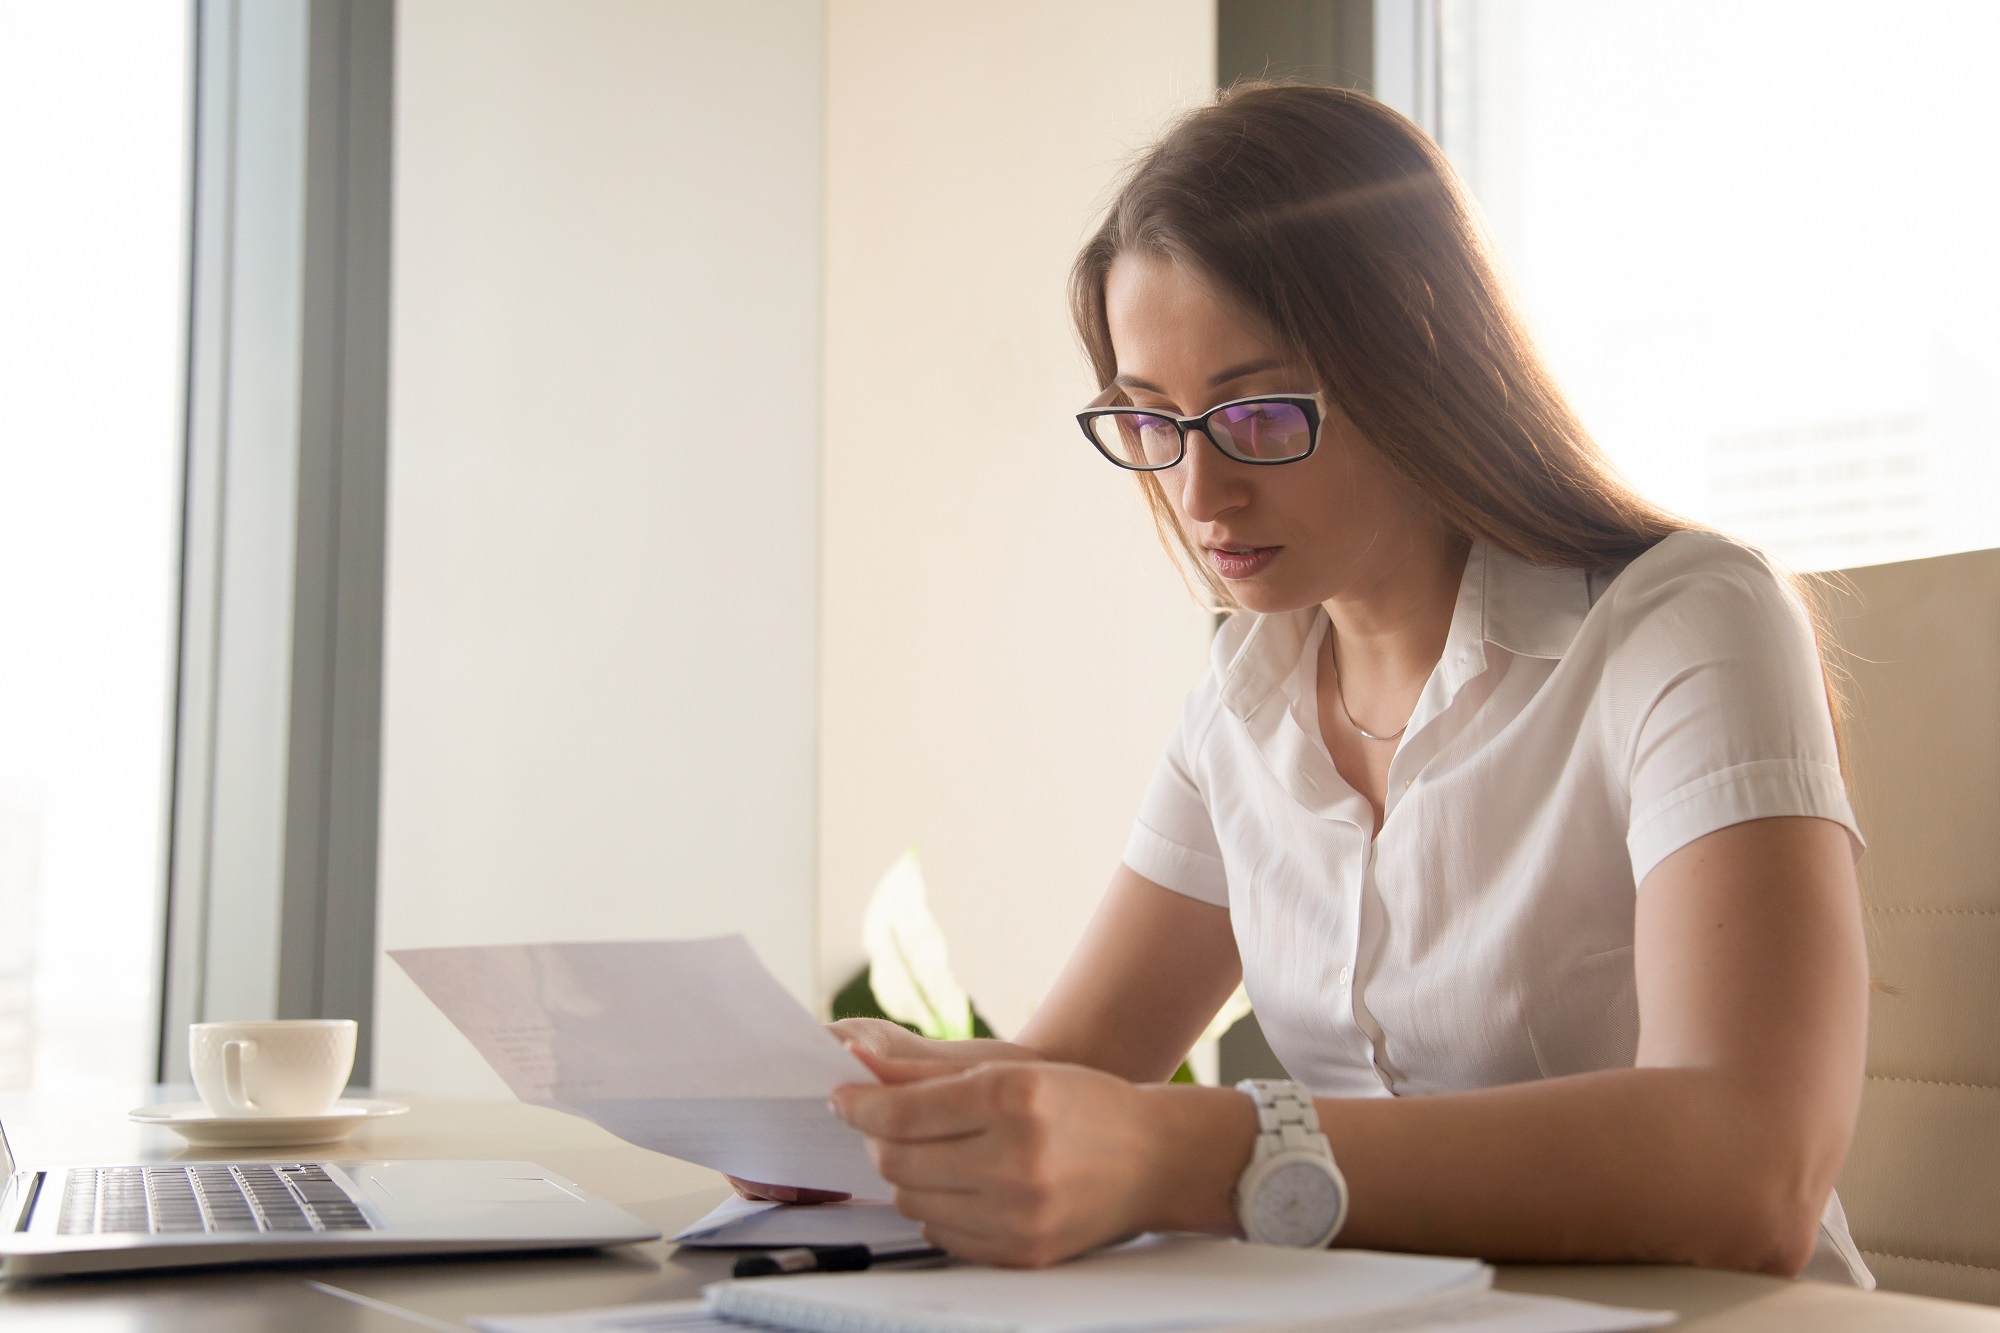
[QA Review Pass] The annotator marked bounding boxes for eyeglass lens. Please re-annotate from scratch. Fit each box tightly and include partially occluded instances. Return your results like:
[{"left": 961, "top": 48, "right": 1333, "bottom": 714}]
[
  {"left": 1208, "top": 401, "right": 1313, "bottom": 461},
  {"left": 1087, "top": 400, "right": 1312, "bottom": 467}
]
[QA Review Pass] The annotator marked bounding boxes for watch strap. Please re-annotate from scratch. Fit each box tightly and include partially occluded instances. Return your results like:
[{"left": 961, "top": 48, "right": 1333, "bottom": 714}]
[
  {"left": 1237, "top": 1077, "right": 1332, "bottom": 1159},
  {"left": 1232, "top": 1078, "right": 1347, "bottom": 1248}
]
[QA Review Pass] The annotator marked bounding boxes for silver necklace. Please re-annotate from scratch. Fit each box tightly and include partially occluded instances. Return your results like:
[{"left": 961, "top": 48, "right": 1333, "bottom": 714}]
[{"left": 1329, "top": 639, "right": 1410, "bottom": 742}]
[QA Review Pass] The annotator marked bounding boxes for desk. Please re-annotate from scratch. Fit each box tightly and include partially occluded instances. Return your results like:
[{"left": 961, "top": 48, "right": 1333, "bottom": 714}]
[{"left": 3, "top": 1089, "right": 1996, "bottom": 1332}]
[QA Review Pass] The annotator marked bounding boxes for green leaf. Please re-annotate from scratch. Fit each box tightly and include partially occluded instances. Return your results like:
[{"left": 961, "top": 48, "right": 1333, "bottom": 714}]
[
  {"left": 829, "top": 965, "right": 914, "bottom": 1031},
  {"left": 830, "top": 964, "right": 999, "bottom": 1040},
  {"left": 862, "top": 849, "right": 975, "bottom": 1041}
]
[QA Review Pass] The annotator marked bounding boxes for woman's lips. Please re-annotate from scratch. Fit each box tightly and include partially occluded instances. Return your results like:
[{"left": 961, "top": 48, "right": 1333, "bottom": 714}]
[{"left": 1205, "top": 545, "right": 1280, "bottom": 579}]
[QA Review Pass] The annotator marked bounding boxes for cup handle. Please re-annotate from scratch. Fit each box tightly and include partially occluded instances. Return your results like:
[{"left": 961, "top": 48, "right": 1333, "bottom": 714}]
[{"left": 222, "top": 1039, "right": 259, "bottom": 1112}]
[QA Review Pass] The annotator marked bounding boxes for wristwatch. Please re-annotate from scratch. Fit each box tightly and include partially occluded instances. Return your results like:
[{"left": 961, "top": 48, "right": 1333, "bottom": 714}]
[{"left": 1231, "top": 1078, "right": 1348, "bottom": 1248}]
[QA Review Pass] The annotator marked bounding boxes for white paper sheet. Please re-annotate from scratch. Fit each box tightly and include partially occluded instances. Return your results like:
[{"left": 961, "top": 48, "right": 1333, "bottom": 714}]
[
  {"left": 705, "top": 1237, "right": 1494, "bottom": 1333},
  {"left": 673, "top": 1195, "right": 928, "bottom": 1249},
  {"left": 1394, "top": 1291, "right": 1675, "bottom": 1332},
  {"left": 391, "top": 937, "right": 891, "bottom": 1196},
  {"left": 467, "top": 1289, "right": 1672, "bottom": 1333},
  {"left": 470, "top": 1301, "right": 730, "bottom": 1333}
]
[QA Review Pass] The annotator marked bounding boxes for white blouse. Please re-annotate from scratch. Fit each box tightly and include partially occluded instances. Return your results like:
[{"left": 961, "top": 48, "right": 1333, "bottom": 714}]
[{"left": 1123, "top": 530, "right": 1872, "bottom": 1284}]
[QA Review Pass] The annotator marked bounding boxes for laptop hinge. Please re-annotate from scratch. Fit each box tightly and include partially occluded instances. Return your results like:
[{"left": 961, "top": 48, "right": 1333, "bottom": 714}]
[{"left": 4, "top": 1171, "right": 44, "bottom": 1232}]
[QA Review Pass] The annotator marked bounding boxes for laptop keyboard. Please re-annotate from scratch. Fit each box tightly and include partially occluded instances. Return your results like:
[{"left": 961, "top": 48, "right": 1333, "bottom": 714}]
[{"left": 56, "top": 1164, "right": 374, "bottom": 1236}]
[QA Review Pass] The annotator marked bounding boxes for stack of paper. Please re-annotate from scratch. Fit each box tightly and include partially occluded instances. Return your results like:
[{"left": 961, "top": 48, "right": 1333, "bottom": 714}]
[
  {"left": 472, "top": 1236, "right": 1673, "bottom": 1333},
  {"left": 392, "top": 937, "right": 891, "bottom": 1196},
  {"left": 709, "top": 1235, "right": 1491, "bottom": 1330},
  {"left": 673, "top": 1195, "right": 929, "bottom": 1251}
]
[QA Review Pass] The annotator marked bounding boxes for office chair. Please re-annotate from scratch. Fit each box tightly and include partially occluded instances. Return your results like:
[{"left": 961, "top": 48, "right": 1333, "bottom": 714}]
[{"left": 1823, "top": 545, "right": 2000, "bottom": 1304}]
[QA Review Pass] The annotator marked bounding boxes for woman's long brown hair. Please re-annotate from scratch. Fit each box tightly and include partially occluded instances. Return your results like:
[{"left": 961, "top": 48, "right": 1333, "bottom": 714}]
[
  {"left": 1071, "top": 81, "right": 1854, "bottom": 770},
  {"left": 1070, "top": 82, "right": 1684, "bottom": 606}
]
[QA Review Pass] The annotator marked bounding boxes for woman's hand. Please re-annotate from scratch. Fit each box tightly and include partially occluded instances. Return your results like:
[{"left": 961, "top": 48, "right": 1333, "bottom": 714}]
[
  {"left": 830, "top": 1046, "right": 1253, "bottom": 1268},
  {"left": 724, "top": 1022, "right": 1050, "bottom": 1204},
  {"left": 827, "top": 1017, "right": 937, "bottom": 1061},
  {"left": 831, "top": 1017, "right": 1046, "bottom": 1067}
]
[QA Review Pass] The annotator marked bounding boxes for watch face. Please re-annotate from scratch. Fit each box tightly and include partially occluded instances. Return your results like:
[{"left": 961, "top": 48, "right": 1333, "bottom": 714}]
[{"left": 1247, "top": 1156, "right": 1343, "bottom": 1248}]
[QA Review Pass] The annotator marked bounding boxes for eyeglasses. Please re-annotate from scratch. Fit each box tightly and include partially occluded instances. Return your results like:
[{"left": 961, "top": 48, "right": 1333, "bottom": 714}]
[{"left": 1076, "top": 392, "right": 1323, "bottom": 471}]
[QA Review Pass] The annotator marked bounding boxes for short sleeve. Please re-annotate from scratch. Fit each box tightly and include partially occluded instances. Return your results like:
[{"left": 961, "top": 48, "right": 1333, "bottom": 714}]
[
  {"left": 1123, "top": 701, "right": 1231, "bottom": 908},
  {"left": 1607, "top": 534, "right": 1863, "bottom": 885}
]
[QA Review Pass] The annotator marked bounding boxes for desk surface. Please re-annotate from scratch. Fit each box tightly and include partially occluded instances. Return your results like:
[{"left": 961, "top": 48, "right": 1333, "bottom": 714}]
[{"left": 2, "top": 1088, "right": 1996, "bottom": 1332}]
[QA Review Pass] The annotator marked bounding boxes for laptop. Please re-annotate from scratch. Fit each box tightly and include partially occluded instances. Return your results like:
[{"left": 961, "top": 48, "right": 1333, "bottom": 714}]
[{"left": 0, "top": 1114, "right": 660, "bottom": 1279}]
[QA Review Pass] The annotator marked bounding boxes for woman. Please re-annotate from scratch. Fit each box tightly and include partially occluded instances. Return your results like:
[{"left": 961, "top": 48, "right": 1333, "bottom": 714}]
[{"left": 753, "top": 84, "right": 1871, "bottom": 1282}]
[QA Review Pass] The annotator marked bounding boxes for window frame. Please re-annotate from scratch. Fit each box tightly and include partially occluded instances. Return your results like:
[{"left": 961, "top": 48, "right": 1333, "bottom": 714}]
[{"left": 159, "top": 0, "right": 393, "bottom": 1084}]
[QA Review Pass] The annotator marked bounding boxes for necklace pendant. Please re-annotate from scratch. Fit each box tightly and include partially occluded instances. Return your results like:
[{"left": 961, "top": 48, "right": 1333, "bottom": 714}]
[
  {"left": 1350, "top": 717, "right": 1407, "bottom": 743},
  {"left": 1328, "top": 638, "right": 1412, "bottom": 743}
]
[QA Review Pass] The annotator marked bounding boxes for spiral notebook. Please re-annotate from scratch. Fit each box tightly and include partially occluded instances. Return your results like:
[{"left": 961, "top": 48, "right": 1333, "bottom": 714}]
[{"left": 703, "top": 1237, "right": 1489, "bottom": 1333}]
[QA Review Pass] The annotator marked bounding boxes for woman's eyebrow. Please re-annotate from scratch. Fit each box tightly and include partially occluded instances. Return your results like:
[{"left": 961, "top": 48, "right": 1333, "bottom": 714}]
[
  {"left": 1209, "top": 358, "right": 1285, "bottom": 387},
  {"left": 1112, "top": 358, "right": 1289, "bottom": 398}
]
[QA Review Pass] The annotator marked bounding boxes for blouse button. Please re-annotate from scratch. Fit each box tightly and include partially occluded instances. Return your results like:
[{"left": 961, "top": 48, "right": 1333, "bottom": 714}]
[{"left": 1338, "top": 966, "right": 1352, "bottom": 989}]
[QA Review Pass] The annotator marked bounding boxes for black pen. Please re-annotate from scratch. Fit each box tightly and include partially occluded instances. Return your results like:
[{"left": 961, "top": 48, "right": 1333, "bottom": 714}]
[{"left": 731, "top": 1244, "right": 947, "bottom": 1278}]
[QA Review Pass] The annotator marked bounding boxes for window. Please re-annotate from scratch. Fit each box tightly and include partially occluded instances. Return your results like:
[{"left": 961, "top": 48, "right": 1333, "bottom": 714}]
[
  {"left": 0, "top": 4, "right": 191, "bottom": 1089},
  {"left": 1439, "top": 0, "right": 2000, "bottom": 571}
]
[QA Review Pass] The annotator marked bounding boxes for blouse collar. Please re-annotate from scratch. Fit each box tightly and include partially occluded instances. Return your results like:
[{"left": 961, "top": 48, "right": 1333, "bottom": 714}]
[{"left": 1215, "top": 541, "right": 1595, "bottom": 726}]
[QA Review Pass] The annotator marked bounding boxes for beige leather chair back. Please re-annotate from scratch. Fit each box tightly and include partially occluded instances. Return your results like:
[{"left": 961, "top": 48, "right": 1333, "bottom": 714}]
[{"left": 1823, "top": 546, "right": 2000, "bottom": 1304}]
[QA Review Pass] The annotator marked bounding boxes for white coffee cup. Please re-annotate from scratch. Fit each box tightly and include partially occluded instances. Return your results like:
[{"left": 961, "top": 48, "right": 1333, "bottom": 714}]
[{"left": 189, "top": 1019, "right": 357, "bottom": 1118}]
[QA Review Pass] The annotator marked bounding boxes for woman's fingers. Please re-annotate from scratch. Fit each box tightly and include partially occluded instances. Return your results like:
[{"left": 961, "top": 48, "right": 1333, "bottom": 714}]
[
  {"left": 868, "top": 1136, "right": 989, "bottom": 1193},
  {"left": 892, "top": 1188, "right": 1002, "bottom": 1241},
  {"left": 846, "top": 1043, "right": 963, "bottom": 1085},
  {"left": 834, "top": 1062, "right": 1021, "bottom": 1141},
  {"left": 827, "top": 1017, "right": 929, "bottom": 1060},
  {"left": 893, "top": 1186, "right": 1080, "bottom": 1270}
]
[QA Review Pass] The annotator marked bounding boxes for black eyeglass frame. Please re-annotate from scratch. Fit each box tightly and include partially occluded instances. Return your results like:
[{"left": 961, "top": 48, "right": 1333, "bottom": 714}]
[{"left": 1075, "top": 393, "right": 1325, "bottom": 471}]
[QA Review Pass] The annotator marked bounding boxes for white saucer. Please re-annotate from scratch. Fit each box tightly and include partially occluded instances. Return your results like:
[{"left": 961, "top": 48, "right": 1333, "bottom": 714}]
[{"left": 127, "top": 1098, "right": 409, "bottom": 1148}]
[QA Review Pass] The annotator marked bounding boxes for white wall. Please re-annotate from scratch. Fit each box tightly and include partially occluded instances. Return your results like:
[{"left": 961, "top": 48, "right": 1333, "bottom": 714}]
[
  {"left": 817, "top": 2, "right": 1218, "bottom": 1034},
  {"left": 377, "top": 0, "right": 826, "bottom": 1094},
  {"left": 379, "top": 0, "right": 1220, "bottom": 1089}
]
